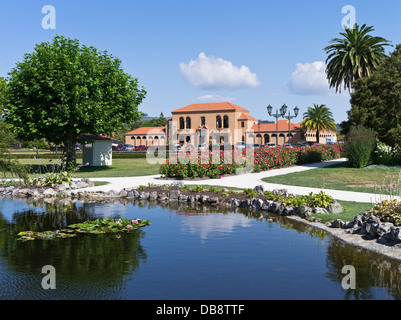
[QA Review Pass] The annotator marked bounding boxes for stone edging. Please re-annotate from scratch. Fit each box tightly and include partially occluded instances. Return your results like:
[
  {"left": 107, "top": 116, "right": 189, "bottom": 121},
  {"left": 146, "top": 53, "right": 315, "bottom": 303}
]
[{"left": 2, "top": 180, "right": 401, "bottom": 262}]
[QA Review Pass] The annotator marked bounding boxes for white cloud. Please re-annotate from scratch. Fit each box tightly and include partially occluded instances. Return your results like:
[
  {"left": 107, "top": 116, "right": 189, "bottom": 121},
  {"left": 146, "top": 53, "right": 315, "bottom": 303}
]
[
  {"left": 288, "top": 61, "right": 332, "bottom": 96},
  {"left": 194, "top": 94, "right": 236, "bottom": 102},
  {"left": 180, "top": 52, "right": 260, "bottom": 90}
]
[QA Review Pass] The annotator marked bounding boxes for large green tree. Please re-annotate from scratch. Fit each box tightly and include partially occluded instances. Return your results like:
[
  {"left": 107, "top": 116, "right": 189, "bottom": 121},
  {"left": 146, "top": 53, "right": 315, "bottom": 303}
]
[
  {"left": 4, "top": 35, "right": 146, "bottom": 164},
  {"left": 347, "top": 44, "right": 401, "bottom": 147},
  {"left": 324, "top": 24, "right": 391, "bottom": 93},
  {"left": 301, "top": 104, "right": 337, "bottom": 144},
  {"left": 0, "top": 77, "right": 27, "bottom": 180}
]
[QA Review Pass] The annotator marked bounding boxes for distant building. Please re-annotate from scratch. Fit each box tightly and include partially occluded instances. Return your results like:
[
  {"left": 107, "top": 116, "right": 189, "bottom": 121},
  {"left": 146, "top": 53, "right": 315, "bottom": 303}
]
[{"left": 125, "top": 102, "right": 336, "bottom": 147}]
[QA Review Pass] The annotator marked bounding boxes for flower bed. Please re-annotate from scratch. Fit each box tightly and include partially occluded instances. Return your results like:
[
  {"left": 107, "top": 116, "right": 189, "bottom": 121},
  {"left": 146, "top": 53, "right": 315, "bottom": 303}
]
[{"left": 160, "top": 144, "right": 343, "bottom": 179}]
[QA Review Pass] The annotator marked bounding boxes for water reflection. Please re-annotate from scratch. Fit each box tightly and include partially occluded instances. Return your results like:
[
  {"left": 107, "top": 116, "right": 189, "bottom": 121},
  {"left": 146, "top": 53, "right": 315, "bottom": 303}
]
[
  {"left": 1, "top": 197, "right": 401, "bottom": 299},
  {"left": 0, "top": 198, "right": 148, "bottom": 299}
]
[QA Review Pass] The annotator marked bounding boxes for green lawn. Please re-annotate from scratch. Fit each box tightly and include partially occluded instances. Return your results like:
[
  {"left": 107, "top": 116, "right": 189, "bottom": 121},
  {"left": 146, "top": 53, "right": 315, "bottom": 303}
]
[
  {"left": 262, "top": 162, "right": 401, "bottom": 195},
  {"left": 18, "top": 158, "right": 160, "bottom": 178}
]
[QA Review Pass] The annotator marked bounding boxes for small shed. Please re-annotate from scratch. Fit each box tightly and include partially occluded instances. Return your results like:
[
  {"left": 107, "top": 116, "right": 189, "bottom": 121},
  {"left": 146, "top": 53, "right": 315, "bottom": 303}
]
[{"left": 80, "top": 135, "right": 114, "bottom": 167}]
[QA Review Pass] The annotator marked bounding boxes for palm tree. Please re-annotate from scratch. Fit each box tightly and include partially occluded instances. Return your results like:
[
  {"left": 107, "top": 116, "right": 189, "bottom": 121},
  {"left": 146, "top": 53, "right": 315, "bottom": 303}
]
[
  {"left": 324, "top": 24, "right": 391, "bottom": 93},
  {"left": 301, "top": 104, "right": 337, "bottom": 144}
]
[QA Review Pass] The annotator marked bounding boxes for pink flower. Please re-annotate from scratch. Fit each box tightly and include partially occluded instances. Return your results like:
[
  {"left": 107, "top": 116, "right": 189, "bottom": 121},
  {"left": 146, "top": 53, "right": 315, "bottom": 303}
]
[
  {"left": 115, "top": 221, "right": 121, "bottom": 225},
  {"left": 126, "top": 225, "right": 133, "bottom": 229},
  {"left": 132, "top": 219, "right": 139, "bottom": 224}
]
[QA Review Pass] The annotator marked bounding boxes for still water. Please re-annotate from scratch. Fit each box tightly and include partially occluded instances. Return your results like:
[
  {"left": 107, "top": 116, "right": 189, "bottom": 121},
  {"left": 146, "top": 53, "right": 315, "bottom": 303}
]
[{"left": 0, "top": 197, "right": 401, "bottom": 300}]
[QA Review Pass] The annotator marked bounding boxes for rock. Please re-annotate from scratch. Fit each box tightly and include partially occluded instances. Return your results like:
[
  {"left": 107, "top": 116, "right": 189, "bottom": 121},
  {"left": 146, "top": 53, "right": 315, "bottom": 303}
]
[
  {"left": 297, "top": 205, "right": 313, "bottom": 217},
  {"left": 331, "top": 219, "right": 346, "bottom": 229},
  {"left": 150, "top": 191, "right": 158, "bottom": 200},
  {"left": 170, "top": 181, "right": 184, "bottom": 188},
  {"left": 240, "top": 199, "right": 250, "bottom": 208},
  {"left": 374, "top": 222, "right": 393, "bottom": 237},
  {"left": 282, "top": 206, "right": 294, "bottom": 216},
  {"left": 119, "top": 190, "right": 128, "bottom": 197},
  {"left": 209, "top": 197, "right": 219, "bottom": 204},
  {"left": 313, "top": 207, "right": 328, "bottom": 214},
  {"left": 251, "top": 198, "right": 264, "bottom": 209},
  {"left": 276, "top": 205, "right": 285, "bottom": 215},
  {"left": 75, "top": 181, "right": 89, "bottom": 189},
  {"left": 388, "top": 227, "right": 401, "bottom": 242},
  {"left": 327, "top": 201, "right": 343, "bottom": 214},
  {"left": 80, "top": 178, "right": 94, "bottom": 187},
  {"left": 139, "top": 192, "right": 150, "bottom": 200},
  {"left": 178, "top": 194, "right": 188, "bottom": 201},
  {"left": 262, "top": 200, "right": 272, "bottom": 211},
  {"left": 158, "top": 193, "right": 169, "bottom": 201},
  {"left": 169, "top": 189, "right": 180, "bottom": 200},
  {"left": 229, "top": 198, "right": 240, "bottom": 207},
  {"left": 199, "top": 195, "right": 209, "bottom": 203},
  {"left": 221, "top": 188, "right": 229, "bottom": 193},
  {"left": 269, "top": 202, "right": 279, "bottom": 213},
  {"left": 43, "top": 188, "right": 57, "bottom": 197},
  {"left": 253, "top": 185, "right": 264, "bottom": 194}
]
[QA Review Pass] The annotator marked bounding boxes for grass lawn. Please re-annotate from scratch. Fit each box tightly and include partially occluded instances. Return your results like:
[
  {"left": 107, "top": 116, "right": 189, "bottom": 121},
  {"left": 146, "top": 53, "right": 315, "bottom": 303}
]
[
  {"left": 262, "top": 162, "right": 401, "bottom": 195},
  {"left": 18, "top": 158, "right": 160, "bottom": 178}
]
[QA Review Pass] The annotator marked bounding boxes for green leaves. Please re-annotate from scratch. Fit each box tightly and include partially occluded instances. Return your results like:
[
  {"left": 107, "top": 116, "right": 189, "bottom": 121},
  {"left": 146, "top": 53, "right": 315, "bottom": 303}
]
[
  {"left": 68, "top": 218, "right": 152, "bottom": 234},
  {"left": 324, "top": 24, "right": 391, "bottom": 93},
  {"left": 4, "top": 35, "right": 146, "bottom": 162},
  {"left": 17, "top": 218, "right": 152, "bottom": 241}
]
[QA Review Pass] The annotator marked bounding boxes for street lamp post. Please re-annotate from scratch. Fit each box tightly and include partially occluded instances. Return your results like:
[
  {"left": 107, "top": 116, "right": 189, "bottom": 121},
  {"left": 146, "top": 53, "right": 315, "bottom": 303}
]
[
  {"left": 267, "top": 104, "right": 287, "bottom": 146},
  {"left": 282, "top": 106, "right": 299, "bottom": 145}
]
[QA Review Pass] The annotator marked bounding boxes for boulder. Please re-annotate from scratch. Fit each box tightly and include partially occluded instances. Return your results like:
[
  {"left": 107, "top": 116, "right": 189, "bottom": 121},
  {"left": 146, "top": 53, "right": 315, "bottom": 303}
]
[
  {"left": 253, "top": 185, "right": 264, "bottom": 194},
  {"left": 169, "top": 189, "right": 180, "bottom": 200},
  {"left": 331, "top": 219, "right": 346, "bottom": 229},
  {"left": 313, "top": 207, "right": 328, "bottom": 214},
  {"left": 327, "top": 201, "right": 343, "bottom": 214},
  {"left": 43, "top": 188, "right": 57, "bottom": 197}
]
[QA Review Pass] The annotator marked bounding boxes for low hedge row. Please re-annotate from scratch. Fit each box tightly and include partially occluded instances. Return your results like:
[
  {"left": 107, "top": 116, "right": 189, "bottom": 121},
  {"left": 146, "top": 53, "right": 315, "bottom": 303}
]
[{"left": 160, "top": 144, "right": 344, "bottom": 179}]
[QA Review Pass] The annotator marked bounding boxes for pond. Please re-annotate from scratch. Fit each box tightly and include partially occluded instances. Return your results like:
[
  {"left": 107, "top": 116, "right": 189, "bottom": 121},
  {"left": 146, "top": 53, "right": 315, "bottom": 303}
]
[{"left": 1, "top": 197, "right": 401, "bottom": 300}]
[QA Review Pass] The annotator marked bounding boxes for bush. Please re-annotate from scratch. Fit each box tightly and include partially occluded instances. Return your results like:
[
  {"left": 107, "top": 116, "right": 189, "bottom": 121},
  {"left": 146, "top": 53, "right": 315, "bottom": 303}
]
[
  {"left": 25, "top": 171, "right": 73, "bottom": 187},
  {"left": 345, "top": 125, "right": 376, "bottom": 168},
  {"left": 160, "top": 144, "right": 343, "bottom": 179},
  {"left": 368, "top": 200, "right": 401, "bottom": 226}
]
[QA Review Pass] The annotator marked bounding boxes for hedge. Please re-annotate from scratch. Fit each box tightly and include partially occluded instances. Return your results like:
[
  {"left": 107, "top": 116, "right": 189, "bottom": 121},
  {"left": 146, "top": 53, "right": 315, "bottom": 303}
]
[{"left": 160, "top": 144, "right": 344, "bottom": 179}]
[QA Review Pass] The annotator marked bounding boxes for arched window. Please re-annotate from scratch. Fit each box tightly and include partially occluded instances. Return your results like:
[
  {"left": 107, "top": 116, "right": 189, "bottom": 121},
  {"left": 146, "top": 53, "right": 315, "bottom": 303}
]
[
  {"left": 186, "top": 117, "right": 191, "bottom": 129},
  {"left": 223, "top": 115, "right": 229, "bottom": 128},
  {"left": 179, "top": 117, "right": 185, "bottom": 130},
  {"left": 216, "top": 116, "right": 222, "bottom": 129}
]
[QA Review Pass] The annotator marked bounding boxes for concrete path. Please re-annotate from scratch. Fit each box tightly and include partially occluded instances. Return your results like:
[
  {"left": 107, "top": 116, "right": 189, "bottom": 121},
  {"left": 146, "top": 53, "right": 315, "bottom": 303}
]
[{"left": 78, "top": 158, "right": 398, "bottom": 204}]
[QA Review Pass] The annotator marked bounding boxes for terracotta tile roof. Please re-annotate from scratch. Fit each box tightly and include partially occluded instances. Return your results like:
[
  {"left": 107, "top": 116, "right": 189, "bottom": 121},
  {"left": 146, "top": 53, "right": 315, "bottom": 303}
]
[
  {"left": 238, "top": 113, "right": 257, "bottom": 120},
  {"left": 172, "top": 102, "right": 249, "bottom": 113},
  {"left": 251, "top": 120, "right": 301, "bottom": 132},
  {"left": 126, "top": 127, "right": 166, "bottom": 135}
]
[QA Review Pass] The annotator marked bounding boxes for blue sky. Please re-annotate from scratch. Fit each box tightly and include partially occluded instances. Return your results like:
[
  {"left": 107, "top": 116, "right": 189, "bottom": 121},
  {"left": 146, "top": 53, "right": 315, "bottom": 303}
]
[{"left": 1, "top": 0, "right": 400, "bottom": 123}]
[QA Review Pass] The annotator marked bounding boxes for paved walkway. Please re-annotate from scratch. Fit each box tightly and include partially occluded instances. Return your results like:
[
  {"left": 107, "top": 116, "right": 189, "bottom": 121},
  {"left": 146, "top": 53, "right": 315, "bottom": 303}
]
[{"left": 78, "top": 158, "right": 398, "bottom": 204}]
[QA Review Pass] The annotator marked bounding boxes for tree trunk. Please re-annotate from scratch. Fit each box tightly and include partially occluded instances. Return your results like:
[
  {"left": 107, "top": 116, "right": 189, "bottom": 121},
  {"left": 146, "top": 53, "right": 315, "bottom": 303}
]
[
  {"left": 316, "top": 129, "right": 320, "bottom": 144},
  {"left": 64, "top": 133, "right": 77, "bottom": 167}
]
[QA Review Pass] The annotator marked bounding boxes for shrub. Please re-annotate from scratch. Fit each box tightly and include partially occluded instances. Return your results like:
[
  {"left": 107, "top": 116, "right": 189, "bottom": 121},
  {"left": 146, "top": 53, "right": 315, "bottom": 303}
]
[
  {"left": 243, "top": 188, "right": 257, "bottom": 197},
  {"left": 345, "top": 125, "right": 376, "bottom": 168},
  {"left": 191, "top": 185, "right": 205, "bottom": 192},
  {"left": 160, "top": 144, "right": 343, "bottom": 179},
  {"left": 373, "top": 141, "right": 394, "bottom": 166},
  {"left": 368, "top": 200, "right": 401, "bottom": 226},
  {"left": 25, "top": 171, "right": 72, "bottom": 187}
]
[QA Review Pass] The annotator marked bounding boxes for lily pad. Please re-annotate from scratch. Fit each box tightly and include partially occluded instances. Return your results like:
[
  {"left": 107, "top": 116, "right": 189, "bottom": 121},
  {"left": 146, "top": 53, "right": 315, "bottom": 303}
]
[
  {"left": 16, "top": 218, "right": 152, "bottom": 241},
  {"left": 17, "top": 230, "right": 77, "bottom": 241},
  {"left": 68, "top": 218, "right": 152, "bottom": 234}
]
